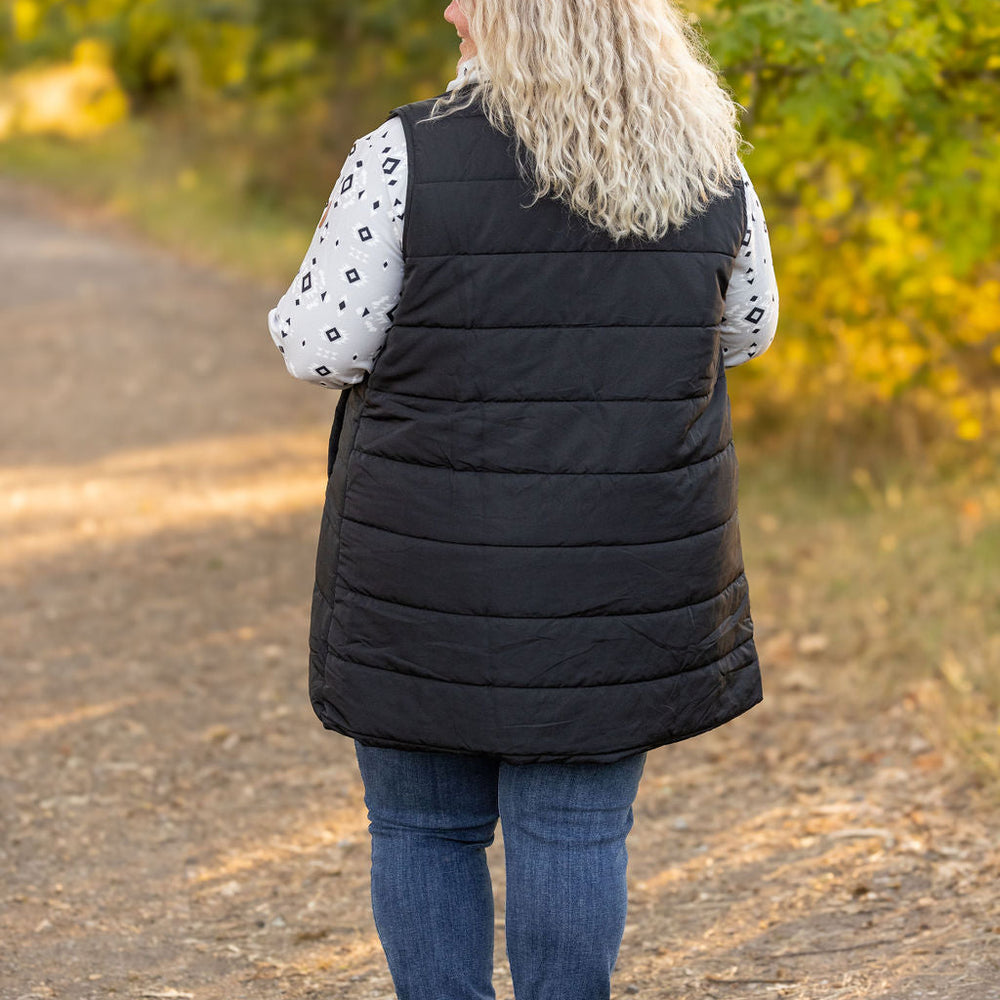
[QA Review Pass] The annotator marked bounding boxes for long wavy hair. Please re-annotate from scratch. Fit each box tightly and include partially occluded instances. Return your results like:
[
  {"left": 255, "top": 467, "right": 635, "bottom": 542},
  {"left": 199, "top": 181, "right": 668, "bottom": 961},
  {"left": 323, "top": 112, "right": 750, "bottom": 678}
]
[{"left": 422, "top": 0, "right": 749, "bottom": 242}]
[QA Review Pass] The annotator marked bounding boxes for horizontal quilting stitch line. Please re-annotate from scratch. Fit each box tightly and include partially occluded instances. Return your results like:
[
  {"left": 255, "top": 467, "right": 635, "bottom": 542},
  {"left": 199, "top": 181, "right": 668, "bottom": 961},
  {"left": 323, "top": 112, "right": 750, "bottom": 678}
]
[
  {"left": 414, "top": 177, "right": 521, "bottom": 184},
  {"left": 341, "top": 569, "right": 747, "bottom": 621},
  {"left": 328, "top": 636, "right": 756, "bottom": 689},
  {"left": 365, "top": 387, "right": 712, "bottom": 404},
  {"left": 387, "top": 323, "right": 711, "bottom": 329},
  {"left": 380, "top": 322, "right": 718, "bottom": 330},
  {"left": 350, "top": 440, "right": 733, "bottom": 475},
  {"left": 406, "top": 247, "right": 737, "bottom": 257},
  {"left": 339, "top": 508, "right": 737, "bottom": 548}
]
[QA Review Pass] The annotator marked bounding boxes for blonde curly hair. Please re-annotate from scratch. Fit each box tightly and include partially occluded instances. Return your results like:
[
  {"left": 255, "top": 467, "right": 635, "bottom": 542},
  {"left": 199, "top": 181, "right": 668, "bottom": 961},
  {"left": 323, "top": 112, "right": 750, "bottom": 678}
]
[{"left": 422, "top": 0, "right": 749, "bottom": 242}]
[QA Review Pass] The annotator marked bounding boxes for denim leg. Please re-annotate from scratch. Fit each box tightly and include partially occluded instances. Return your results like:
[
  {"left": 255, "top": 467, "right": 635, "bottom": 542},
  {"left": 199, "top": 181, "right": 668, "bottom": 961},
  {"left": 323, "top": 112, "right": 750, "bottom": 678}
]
[
  {"left": 354, "top": 741, "right": 501, "bottom": 1000},
  {"left": 499, "top": 753, "right": 647, "bottom": 1000}
]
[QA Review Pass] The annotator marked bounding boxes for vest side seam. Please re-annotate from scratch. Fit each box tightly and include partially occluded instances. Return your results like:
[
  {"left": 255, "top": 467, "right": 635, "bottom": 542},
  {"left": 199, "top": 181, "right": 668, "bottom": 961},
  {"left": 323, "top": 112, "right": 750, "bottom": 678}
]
[
  {"left": 324, "top": 385, "right": 379, "bottom": 613},
  {"left": 314, "top": 386, "right": 367, "bottom": 614}
]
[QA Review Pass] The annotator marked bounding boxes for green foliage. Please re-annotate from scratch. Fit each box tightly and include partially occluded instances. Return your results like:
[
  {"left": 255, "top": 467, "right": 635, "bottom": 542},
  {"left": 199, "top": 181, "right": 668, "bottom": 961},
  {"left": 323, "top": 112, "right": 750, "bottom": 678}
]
[
  {"left": 1, "top": 1, "right": 458, "bottom": 113},
  {"left": 2, "top": 0, "right": 997, "bottom": 458},
  {"left": 703, "top": 0, "right": 999, "bottom": 271},
  {"left": 693, "top": 0, "right": 999, "bottom": 456},
  {"left": 3, "top": 0, "right": 256, "bottom": 106}
]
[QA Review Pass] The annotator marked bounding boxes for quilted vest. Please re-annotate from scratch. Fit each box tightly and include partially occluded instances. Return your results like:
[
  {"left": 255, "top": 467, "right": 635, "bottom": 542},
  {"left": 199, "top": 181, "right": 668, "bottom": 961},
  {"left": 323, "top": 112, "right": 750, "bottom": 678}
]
[{"left": 308, "top": 90, "right": 763, "bottom": 764}]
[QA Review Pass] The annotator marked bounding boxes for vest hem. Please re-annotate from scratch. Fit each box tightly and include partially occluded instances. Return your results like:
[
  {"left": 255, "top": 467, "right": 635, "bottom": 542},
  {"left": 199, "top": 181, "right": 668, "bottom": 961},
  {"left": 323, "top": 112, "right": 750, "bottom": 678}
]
[{"left": 312, "top": 684, "right": 763, "bottom": 765}]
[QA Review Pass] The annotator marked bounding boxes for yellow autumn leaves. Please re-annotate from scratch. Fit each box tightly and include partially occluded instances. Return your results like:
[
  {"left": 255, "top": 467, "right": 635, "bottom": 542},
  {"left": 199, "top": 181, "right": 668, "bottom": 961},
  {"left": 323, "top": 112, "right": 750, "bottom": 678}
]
[
  {"left": 2, "top": 0, "right": 997, "bottom": 460},
  {"left": 0, "top": 37, "right": 128, "bottom": 140}
]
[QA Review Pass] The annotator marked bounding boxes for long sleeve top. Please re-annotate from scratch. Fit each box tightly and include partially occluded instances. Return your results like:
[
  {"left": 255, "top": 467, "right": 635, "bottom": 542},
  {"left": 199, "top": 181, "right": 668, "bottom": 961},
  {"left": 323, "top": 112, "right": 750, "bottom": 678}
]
[{"left": 268, "top": 56, "right": 779, "bottom": 389}]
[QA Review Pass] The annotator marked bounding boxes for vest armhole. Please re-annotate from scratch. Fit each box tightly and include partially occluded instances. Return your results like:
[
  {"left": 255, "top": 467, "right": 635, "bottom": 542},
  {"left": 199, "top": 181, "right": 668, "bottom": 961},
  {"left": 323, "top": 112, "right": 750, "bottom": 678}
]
[
  {"left": 735, "top": 170, "right": 748, "bottom": 260},
  {"left": 389, "top": 92, "right": 457, "bottom": 262},
  {"left": 387, "top": 109, "right": 416, "bottom": 263}
]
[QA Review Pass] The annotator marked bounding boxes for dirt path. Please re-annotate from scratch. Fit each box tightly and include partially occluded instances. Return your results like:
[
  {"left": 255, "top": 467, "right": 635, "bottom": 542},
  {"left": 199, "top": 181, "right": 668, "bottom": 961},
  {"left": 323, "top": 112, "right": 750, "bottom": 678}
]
[{"left": 1, "top": 176, "right": 998, "bottom": 1000}]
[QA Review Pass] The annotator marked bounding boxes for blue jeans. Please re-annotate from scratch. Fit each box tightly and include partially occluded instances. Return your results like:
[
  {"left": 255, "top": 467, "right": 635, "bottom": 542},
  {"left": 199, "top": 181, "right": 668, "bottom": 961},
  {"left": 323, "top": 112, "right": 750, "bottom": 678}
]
[{"left": 354, "top": 741, "right": 647, "bottom": 1000}]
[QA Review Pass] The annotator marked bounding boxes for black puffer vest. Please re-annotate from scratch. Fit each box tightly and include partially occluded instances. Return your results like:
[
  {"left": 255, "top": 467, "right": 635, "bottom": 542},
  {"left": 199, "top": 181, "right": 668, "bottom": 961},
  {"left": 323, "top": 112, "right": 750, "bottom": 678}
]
[{"left": 308, "top": 90, "right": 763, "bottom": 764}]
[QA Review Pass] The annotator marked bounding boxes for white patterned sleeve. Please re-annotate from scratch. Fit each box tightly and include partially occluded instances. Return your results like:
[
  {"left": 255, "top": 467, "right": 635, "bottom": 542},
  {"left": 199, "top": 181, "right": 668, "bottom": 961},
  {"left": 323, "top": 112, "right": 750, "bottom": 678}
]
[
  {"left": 720, "top": 162, "right": 779, "bottom": 368},
  {"left": 267, "top": 116, "right": 408, "bottom": 388}
]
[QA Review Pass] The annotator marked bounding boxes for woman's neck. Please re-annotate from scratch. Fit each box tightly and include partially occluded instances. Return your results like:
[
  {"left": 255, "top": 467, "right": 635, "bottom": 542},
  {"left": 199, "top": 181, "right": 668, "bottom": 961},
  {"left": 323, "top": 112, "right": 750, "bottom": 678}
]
[{"left": 448, "top": 54, "right": 482, "bottom": 91}]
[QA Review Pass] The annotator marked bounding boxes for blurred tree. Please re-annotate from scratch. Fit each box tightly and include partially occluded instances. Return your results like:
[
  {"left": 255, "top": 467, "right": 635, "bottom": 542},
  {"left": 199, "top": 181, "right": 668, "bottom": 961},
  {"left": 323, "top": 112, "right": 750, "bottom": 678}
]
[
  {"left": 1, "top": 0, "right": 257, "bottom": 109},
  {"left": 1, "top": 0, "right": 996, "bottom": 455},
  {"left": 247, "top": 0, "right": 462, "bottom": 132},
  {"left": 697, "top": 0, "right": 999, "bottom": 454}
]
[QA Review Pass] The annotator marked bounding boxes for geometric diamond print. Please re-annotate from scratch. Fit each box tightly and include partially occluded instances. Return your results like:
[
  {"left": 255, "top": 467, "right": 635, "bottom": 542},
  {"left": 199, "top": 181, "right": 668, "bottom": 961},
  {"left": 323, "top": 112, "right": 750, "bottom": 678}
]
[{"left": 325, "top": 327, "right": 342, "bottom": 342}]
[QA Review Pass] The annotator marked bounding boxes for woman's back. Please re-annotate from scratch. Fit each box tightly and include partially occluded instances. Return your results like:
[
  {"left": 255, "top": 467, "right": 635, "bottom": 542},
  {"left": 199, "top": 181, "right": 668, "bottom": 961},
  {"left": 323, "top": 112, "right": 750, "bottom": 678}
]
[
  {"left": 433, "top": 0, "right": 747, "bottom": 243},
  {"left": 272, "top": 3, "right": 780, "bottom": 996},
  {"left": 308, "top": 87, "right": 760, "bottom": 763}
]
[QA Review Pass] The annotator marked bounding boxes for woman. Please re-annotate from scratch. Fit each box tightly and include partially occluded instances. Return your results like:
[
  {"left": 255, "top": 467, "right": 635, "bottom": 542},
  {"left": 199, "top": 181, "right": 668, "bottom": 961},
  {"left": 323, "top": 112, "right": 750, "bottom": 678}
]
[{"left": 268, "top": 1, "right": 778, "bottom": 997}]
